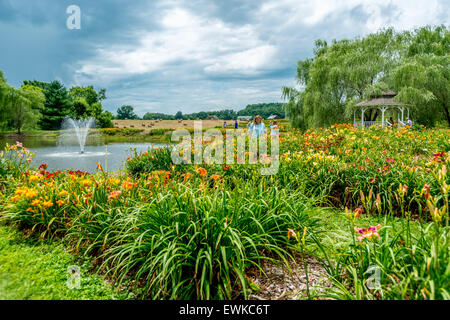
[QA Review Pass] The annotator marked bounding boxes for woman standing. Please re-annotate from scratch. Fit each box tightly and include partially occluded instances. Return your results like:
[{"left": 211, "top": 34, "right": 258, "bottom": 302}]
[
  {"left": 247, "top": 119, "right": 254, "bottom": 135},
  {"left": 270, "top": 120, "right": 279, "bottom": 136},
  {"left": 251, "top": 115, "right": 266, "bottom": 137}
]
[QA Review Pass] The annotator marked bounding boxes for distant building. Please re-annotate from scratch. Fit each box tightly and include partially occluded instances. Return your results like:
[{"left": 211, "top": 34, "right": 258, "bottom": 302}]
[
  {"left": 206, "top": 115, "right": 219, "bottom": 120},
  {"left": 267, "top": 114, "right": 281, "bottom": 120},
  {"left": 237, "top": 116, "right": 252, "bottom": 121}
]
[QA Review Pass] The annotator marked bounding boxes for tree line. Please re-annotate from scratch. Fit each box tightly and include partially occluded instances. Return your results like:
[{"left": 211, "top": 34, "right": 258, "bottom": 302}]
[
  {"left": 0, "top": 70, "right": 284, "bottom": 133},
  {"left": 116, "top": 103, "right": 285, "bottom": 121},
  {"left": 283, "top": 25, "right": 449, "bottom": 129},
  {"left": 0, "top": 72, "right": 113, "bottom": 133}
]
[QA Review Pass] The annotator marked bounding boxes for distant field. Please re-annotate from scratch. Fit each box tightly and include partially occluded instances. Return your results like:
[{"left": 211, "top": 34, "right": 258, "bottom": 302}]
[
  {"left": 113, "top": 119, "right": 288, "bottom": 131},
  {"left": 114, "top": 119, "right": 237, "bottom": 131}
]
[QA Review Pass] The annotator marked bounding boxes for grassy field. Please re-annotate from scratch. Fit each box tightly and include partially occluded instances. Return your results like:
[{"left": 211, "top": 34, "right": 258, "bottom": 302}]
[
  {"left": 113, "top": 119, "right": 290, "bottom": 131},
  {"left": 0, "top": 224, "right": 129, "bottom": 300},
  {"left": 1, "top": 124, "right": 448, "bottom": 300},
  {"left": 113, "top": 119, "right": 229, "bottom": 131}
]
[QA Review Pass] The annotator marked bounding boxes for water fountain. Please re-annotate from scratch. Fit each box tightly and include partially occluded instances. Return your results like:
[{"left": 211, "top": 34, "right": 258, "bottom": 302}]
[
  {"left": 59, "top": 117, "right": 96, "bottom": 154},
  {"left": 24, "top": 116, "right": 165, "bottom": 172}
]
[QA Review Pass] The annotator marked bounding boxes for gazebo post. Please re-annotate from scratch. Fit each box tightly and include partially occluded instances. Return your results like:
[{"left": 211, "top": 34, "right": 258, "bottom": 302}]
[
  {"left": 401, "top": 107, "right": 404, "bottom": 127},
  {"left": 380, "top": 106, "right": 387, "bottom": 128},
  {"left": 353, "top": 110, "right": 356, "bottom": 127},
  {"left": 361, "top": 108, "right": 365, "bottom": 129}
]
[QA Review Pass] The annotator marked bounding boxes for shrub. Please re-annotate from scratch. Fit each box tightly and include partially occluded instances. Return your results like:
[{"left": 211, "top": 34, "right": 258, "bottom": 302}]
[
  {"left": 126, "top": 147, "right": 179, "bottom": 176},
  {"left": 0, "top": 142, "right": 34, "bottom": 180}
]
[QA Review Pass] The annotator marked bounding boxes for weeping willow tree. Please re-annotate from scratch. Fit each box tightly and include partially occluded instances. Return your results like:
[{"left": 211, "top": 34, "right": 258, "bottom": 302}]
[
  {"left": 393, "top": 26, "right": 450, "bottom": 127},
  {"left": 8, "top": 85, "right": 45, "bottom": 134},
  {"left": 283, "top": 25, "right": 449, "bottom": 129},
  {"left": 0, "top": 71, "right": 11, "bottom": 130},
  {"left": 0, "top": 73, "right": 45, "bottom": 134},
  {"left": 282, "top": 86, "right": 305, "bottom": 130},
  {"left": 283, "top": 29, "right": 401, "bottom": 129}
]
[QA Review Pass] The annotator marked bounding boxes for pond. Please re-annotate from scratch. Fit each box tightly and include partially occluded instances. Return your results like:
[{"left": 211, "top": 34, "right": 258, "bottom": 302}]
[{"left": 1, "top": 135, "right": 166, "bottom": 173}]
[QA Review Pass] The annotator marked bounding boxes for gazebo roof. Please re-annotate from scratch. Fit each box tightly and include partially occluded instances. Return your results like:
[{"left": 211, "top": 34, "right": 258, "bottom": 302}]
[{"left": 355, "top": 90, "right": 404, "bottom": 107}]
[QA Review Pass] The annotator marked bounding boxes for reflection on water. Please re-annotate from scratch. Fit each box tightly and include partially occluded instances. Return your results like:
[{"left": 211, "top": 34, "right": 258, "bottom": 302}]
[
  {"left": 43, "top": 151, "right": 110, "bottom": 158},
  {"left": 0, "top": 136, "right": 165, "bottom": 173},
  {"left": 0, "top": 135, "right": 60, "bottom": 149}
]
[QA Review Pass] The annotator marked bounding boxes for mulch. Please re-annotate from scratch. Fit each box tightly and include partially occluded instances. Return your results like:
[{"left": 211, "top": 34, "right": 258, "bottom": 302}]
[{"left": 246, "top": 253, "right": 334, "bottom": 300}]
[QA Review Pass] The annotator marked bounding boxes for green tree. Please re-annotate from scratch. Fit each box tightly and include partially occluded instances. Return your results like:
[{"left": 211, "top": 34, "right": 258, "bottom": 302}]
[
  {"left": 283, "top": 29, "right": 402, "bottom": 128},
  {"left": 174, "top": 111, "right": 183, "bottom": 120},
  {"left": 69, "top": 86, "right": 106, "bottom": 107},
  {"left": 282, "top": 87, "right": 305, "bottom": 130},
  {"left": 68, "top": 86, "right": 112, "bottom": 127},
  {"left": 117, "top": 105, "right": 138, "bottom": 120},
  {"left": 27, "top": 81, "right": 73, "bottom": 130},
  {"left": 283, "top": 26, "right": 449, "bottom": 129},
  {"left": 143, "top": 112, "right": 174, "bottom": 120},
  {"left": 71, "top": 97, "right": 90, "bottom": 119},
  {"left": 393, "top": 26, "right": 449, "bottom": 127},
  {"left": 6, "top": 85, "right": 45, "bottom": 134},
  {"left": 0, "top": 71, "right": 10, "bottom": 127},
  {"left": 237, "top": 103, "right": 284, "bottom": 119},
  {"left": 96, "top": 110, "right": 114, "bottom": 128}
]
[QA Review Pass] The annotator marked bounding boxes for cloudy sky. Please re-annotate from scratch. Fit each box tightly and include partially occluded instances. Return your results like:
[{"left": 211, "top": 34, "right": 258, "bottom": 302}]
[{"left": 0, "top": 0, "right": 448, "bottom": 116}]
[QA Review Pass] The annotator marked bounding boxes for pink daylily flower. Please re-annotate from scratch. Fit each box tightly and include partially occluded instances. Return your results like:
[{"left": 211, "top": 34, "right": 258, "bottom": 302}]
[{"left": 354, "top": 224, "right": 381, "bottom": 242}]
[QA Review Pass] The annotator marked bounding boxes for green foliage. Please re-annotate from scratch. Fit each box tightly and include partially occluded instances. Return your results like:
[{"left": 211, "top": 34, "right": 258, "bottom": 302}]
[
  {"left": 143, "top": 104, "right": 284, "bottom": 121},
  {"left": 71, "top": 97, "right": 90, "bottom": 119},
  {"left": 117, "top": 105, "right": 138, "bottom": 120},
  {"left": 393, "top": 26, "right": 449, "bottom": 127},
  {"left": 4, "top": 85, "right": 45, "bottom": 134},
  {"left": 96, "top": 110, "right": 114, "bottom": 128},
  {"left": 0, "top": 224, "right": 125, "bottom": 300},
  {"left": 87, "top": 187, "right": 311, "bottom": 299},
  {"left": 37, "top": 81, "right": 73, "bottom": 130},
  {"left": 0, "top": 125, "right": 448, "bottom": 300},
  {"left": 237, "top": 103, "right": 285, "bottom": 119},
  {"left": 0, "top": 71, "right": 10, "bottom": 126},
  {"left": 285, "top": 28, "right": 401, "bottom": 128},
  {"left": 19, "top": 81, "right": 112, "bottom": 130},
  {"left": 174, "top": 111, "right": 183, "bottom": 120},
  {"left": 126, "top": 147, "right": 176, "bottom": 176},
  {"left": 69, "top": 86, "right": 106, "bottom": 107},
  {"left": 0, "top": 142, "right": 34, "bottom": 181},
  {"left": 143, "top": 112, "right": 175, "bottom": 120},
  {"left": 69, "top": 86, "right": 112, "bottom": 128},
  {"left": 282, "top": 87, "right": 305, "bottom": 130},
  {"left": 100, "top": 128, "right": 144, "bottom": 136},
  {"left": 285, "top": 25, "right": 449, "bottom": 129}
]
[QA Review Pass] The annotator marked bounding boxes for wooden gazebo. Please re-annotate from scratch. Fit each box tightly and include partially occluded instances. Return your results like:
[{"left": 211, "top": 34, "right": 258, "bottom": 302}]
[{"left": 353, "top": 90, "right": 410, "bottom": 128}]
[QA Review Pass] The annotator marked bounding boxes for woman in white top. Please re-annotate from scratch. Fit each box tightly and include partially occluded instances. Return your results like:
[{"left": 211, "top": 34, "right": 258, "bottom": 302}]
[
  {"left": 247, "top": 119, "right": 253, "bottom": 135},
  {"left": 270, "top": 120, "right": 279, "bottom": 136}
]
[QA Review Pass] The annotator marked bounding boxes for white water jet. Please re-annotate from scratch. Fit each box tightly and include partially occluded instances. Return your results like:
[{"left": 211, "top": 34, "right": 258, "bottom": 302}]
[{"left": 59, "top": 117, "right": 96, "bottom": 154}]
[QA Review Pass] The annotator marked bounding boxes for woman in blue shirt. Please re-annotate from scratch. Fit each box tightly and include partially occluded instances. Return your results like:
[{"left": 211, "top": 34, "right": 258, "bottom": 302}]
[{"left": 251, "top": 115, "right": 266, "bottom": 137}]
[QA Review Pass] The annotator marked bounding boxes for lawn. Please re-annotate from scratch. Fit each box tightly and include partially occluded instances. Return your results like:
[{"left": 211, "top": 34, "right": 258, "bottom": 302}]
[
  {"left": 0, "top": 124, "right": 448, "bottom": 300},
  {"left": 0, "top": 224, "right": 129, "bottom": 300}
]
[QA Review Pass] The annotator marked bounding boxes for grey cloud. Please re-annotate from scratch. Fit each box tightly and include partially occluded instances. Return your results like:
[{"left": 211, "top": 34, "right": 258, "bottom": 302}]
[{"left": 0, "top": 0, "right": 448, "bottom": 115}]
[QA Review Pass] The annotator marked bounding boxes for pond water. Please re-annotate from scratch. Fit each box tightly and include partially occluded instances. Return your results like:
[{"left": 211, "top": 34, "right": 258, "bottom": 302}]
[{"left": 1, "top": 136, "right": 165, "bottom": 173}]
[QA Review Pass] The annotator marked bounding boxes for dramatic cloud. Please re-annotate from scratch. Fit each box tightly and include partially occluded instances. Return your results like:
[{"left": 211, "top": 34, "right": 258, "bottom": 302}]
[
  {"left": 0, "top": 0, "right": 448, "bottom": 116},
  {"left": 74, "top": 7, "right": 280, "bottom": 83}
]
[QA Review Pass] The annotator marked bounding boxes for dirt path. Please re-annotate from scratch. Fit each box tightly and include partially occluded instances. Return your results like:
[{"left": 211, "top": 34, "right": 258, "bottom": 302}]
[{"left": 246, "top": 254, "right": 334, "bottom": 300}]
